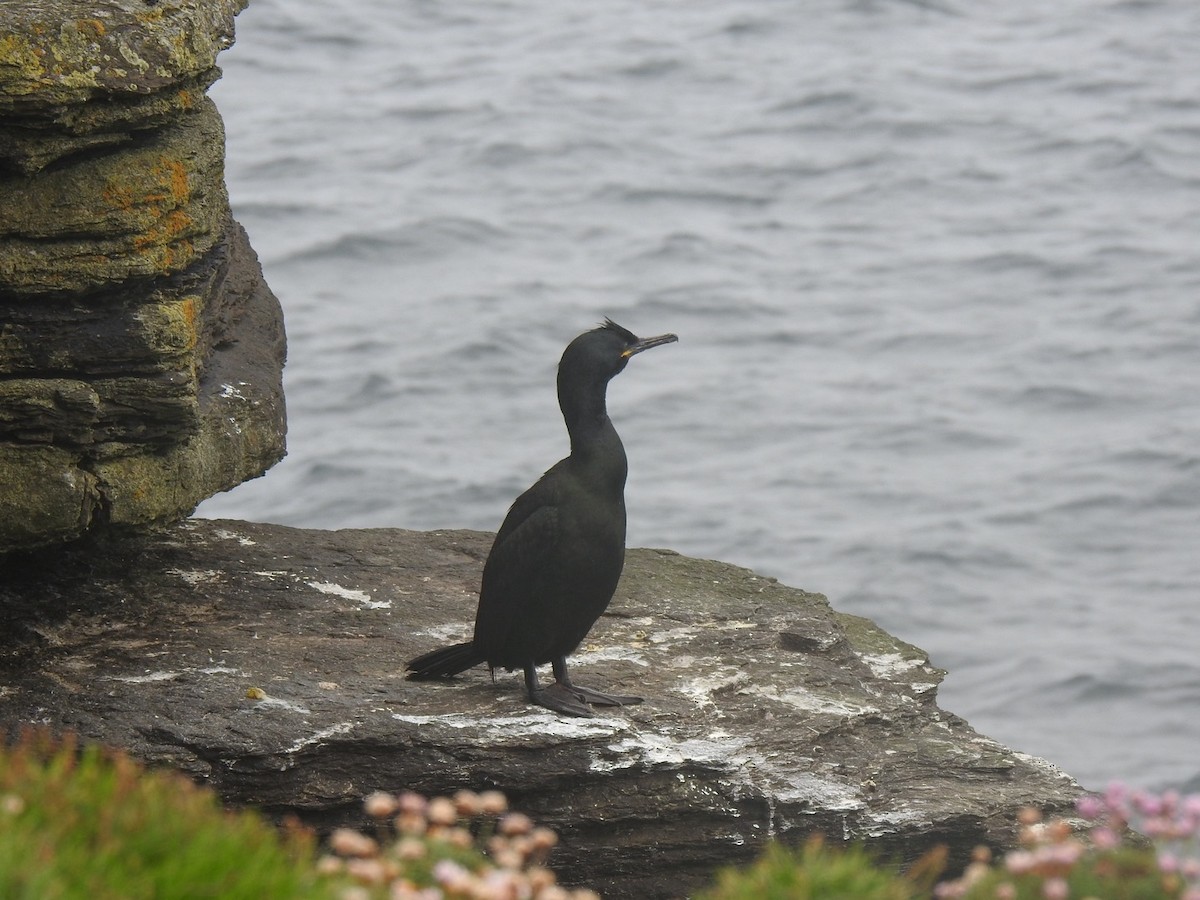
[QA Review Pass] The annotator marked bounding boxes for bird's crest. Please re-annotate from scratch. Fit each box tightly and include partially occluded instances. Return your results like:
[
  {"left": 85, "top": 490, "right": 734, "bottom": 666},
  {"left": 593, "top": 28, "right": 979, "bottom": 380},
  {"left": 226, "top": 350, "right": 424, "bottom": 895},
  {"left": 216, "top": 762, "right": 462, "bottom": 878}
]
[{"left": 600, "top": 318, "right": 637, "bottom": 344}]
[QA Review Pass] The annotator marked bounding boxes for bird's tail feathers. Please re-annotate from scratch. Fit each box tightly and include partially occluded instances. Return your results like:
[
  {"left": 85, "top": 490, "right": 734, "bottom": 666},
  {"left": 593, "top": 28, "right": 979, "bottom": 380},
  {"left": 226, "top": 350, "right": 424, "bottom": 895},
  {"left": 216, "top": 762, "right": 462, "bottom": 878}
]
[{"left": 406, "top": 641, "right": 486, "bottom": 680}]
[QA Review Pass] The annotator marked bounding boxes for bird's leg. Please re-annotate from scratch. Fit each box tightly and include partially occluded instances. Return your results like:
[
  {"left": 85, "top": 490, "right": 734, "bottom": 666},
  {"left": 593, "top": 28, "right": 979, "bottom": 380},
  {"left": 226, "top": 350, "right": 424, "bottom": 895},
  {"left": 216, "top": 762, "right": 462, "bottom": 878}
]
[
  {"left": 552, "top": 657, "right": 643, "bottom": 707},
  {"left": 524, "top": 662, "right": 594, "bottom": 718}
]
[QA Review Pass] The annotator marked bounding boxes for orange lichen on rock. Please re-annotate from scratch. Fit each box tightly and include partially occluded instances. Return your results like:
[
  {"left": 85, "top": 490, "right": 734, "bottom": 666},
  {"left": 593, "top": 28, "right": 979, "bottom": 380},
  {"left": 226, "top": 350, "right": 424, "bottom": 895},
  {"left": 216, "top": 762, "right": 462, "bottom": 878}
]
[
  {"left": 76, "top": 19, "right": 106, "bottom": 38},
  {"left": 101, "top": 176, "right": 136, "bottom": 212},
  {"left": 162, "top": 157, "right": 191, "bottom": 204}
]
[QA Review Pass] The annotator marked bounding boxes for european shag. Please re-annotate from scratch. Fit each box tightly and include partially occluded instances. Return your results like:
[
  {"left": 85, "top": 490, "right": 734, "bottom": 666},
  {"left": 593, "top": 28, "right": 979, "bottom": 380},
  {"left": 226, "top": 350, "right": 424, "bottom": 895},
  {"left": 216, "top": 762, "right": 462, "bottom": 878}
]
[{"left": 406, "top": 319, "right": 677, "bottom": 716}]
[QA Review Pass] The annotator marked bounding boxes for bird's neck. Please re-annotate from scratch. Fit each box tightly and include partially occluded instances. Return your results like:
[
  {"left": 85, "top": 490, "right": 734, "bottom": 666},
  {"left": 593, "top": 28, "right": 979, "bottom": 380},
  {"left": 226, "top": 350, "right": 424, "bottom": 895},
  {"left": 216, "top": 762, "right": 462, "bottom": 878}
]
[{"left": 561, "top": 386, "right": 628, "bottom": 490}]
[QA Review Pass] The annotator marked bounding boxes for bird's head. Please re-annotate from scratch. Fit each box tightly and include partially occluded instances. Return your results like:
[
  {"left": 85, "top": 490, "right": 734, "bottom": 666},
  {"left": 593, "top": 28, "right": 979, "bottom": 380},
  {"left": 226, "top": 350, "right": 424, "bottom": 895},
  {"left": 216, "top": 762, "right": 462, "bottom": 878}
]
[{"left": 559, "top": 318, "right": 678, "bottom": 385}]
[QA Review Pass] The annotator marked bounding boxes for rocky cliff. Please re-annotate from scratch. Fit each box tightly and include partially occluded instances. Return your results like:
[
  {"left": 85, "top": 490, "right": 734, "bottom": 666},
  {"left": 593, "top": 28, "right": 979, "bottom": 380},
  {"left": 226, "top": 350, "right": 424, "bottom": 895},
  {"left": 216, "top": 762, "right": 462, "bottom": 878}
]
[
  {"left": 0, "top": 0, "right": 285, "bottom": 552},
  {"left": 0, "top": 519, "right": 1082, "bottom": 898}
]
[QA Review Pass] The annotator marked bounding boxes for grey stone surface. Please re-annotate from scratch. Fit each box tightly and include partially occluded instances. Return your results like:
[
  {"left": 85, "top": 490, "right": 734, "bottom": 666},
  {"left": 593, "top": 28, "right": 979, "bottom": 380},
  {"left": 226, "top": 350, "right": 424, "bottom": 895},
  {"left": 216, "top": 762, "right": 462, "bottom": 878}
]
[{"left": 0, "top": 518, "right": 1082, "bottom": 898}]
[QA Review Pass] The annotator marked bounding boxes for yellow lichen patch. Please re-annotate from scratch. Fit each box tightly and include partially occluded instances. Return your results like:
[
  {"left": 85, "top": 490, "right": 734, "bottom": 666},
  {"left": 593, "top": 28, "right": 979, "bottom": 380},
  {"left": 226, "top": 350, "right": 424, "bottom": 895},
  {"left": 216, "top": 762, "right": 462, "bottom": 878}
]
[
  {"left": 48, "top": 20, "right": 109, "bottom": 76},
  {"left": 0, "top": 34, "right": 47, "bottom": 81},
  {"left": 181, "top": 296, "right": 198, "bottom": 332},
  {"left": 171, "top": 296, "right": 200, "bottom": 352},
  {"left": 135, "top": 296, "right": 201, "bottom": 356},
  {"left": 159, "top": 235, "right": 196, "bottom": 271},
  {"left": 77, "top": 19, "right": 106, "bottom": 38},
  {"left": 136, "top": 6, "right": 167, "bottom": 26}
]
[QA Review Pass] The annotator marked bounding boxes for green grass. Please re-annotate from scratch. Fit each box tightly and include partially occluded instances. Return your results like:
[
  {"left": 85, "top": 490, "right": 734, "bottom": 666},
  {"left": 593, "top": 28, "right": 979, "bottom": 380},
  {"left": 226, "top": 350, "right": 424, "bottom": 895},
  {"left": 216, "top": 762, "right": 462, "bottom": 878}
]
[
  {"left": 699, "top": 836, "right": 924, "bottom": 900},
  {"left": 0, "top": 730, "right": 334, "bottom": 900}
]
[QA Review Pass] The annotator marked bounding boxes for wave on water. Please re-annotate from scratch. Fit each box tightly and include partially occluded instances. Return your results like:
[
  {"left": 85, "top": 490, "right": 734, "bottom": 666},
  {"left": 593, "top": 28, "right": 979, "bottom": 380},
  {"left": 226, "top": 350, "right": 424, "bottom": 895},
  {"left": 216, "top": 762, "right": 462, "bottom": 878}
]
[{"left": 282, "top": 216, "right": 510, "bottom": 264}]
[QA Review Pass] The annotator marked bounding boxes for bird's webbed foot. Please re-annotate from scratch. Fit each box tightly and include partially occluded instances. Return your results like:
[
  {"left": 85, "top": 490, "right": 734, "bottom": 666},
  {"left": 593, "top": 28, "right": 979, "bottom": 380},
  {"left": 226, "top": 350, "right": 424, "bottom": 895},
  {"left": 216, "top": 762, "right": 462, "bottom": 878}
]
[
  {"left": 523, "top": 661, "right": 644, "bottom": 717},
  {"left": 529, "top": 681, "right": 596, "bottom": 718},
  {"left": 552, "top": 657, "right": 643, "bottom": 707},
  {"left": 524, "top": 664, "right": 594, "bottom": 717},
  {"left": 560, "top": 682, "right": 644, "bottom": 707}
]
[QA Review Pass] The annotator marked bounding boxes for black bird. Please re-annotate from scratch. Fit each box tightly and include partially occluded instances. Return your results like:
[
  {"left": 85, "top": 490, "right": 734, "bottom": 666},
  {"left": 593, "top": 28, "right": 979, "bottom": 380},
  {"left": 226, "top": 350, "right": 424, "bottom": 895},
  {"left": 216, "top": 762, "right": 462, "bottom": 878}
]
[{"left": 406, "top": 319, "right": 677, "bottom": 717}]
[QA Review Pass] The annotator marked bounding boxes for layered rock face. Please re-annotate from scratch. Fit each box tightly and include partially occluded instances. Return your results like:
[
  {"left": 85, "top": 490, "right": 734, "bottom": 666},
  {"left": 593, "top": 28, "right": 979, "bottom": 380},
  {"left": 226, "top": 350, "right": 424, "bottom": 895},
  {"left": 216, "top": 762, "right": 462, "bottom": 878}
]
[{"left": 0, "top": 0, "right": 284, "bottom": 552}]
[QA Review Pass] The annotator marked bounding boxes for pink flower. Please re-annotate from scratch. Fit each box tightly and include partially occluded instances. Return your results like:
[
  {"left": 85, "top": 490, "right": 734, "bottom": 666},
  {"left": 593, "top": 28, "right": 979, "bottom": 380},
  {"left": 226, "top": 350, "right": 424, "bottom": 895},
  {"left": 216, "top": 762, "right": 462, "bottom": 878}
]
[
  {"left": 1162, "top": 791, "right": 1182, "bottom": 815},
  {"left": 432, "top": 859, "right": 474, "bottom": 892},
  {"left": 1090, "top": 826, "right": 1121, "bottom": 850},
  {"left": 1133, "top": 790, "right": 1162, "bottom": 818},
  {"left": 1042, "top": 877, "right": 1068, "bottom": 900},
  {"left": 932, "top": 883, "right": 964, "bottom": 899},
  {"left": 1048, "top": 841, "right": 1084, "bottom": 866},
  {"left": 1005, "top": 850, "right": 1034, "bottom": 875},
  {"left": 1076, "top": 795, "right": 1103, "bottom": 820},
  {"left": 1105, "top": 782, "right": 1130, "bottom": 808},
  {"left": 1142, "top": 817, "right": 1167, "bottom": 839}
]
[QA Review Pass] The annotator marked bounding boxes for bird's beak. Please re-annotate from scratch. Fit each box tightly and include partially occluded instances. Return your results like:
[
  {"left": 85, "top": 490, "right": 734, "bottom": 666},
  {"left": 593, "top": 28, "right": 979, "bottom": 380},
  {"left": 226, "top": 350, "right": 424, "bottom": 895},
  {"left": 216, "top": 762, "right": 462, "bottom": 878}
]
[{"left": 622, "top": 332, "right": 678, "bottom": 358}]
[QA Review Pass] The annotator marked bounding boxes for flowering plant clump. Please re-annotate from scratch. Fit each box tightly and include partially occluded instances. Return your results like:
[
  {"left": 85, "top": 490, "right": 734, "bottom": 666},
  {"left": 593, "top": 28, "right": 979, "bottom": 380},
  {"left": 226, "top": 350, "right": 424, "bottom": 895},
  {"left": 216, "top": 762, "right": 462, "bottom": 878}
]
[
  {"left": 1082, "top": 784, "right": 1200, "bottom": 898},
  {"left": 933, "top": 787, "right": 1200, "bottom": 900},
  {"left": 318, "top": 788, "right": 599, "bottom": 900}
]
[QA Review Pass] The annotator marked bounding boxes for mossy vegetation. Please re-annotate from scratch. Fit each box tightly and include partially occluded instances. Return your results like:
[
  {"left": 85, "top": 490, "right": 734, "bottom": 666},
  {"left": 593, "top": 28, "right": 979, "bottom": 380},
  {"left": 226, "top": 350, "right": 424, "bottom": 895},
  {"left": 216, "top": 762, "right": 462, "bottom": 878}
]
[
  {"left": 0, "top": 730, "right": 333, "bottom": 900},
  {"left": 700, "top": 837, "right": 931, "bottom": 900}
]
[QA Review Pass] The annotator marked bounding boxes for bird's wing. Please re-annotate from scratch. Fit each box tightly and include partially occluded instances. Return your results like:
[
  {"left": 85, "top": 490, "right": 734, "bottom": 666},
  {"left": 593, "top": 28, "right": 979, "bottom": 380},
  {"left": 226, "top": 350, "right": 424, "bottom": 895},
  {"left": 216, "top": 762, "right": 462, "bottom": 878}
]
[{"left": 473, "top": 473, "right": 563, "bottom": 660}]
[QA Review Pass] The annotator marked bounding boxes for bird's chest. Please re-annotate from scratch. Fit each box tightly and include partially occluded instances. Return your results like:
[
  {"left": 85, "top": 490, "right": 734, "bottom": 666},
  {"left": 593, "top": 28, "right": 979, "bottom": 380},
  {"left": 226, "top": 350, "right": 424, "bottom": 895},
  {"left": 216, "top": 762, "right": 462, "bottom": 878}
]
[{"left": 556, "top": 483, "right": 626, "bottom": 563}]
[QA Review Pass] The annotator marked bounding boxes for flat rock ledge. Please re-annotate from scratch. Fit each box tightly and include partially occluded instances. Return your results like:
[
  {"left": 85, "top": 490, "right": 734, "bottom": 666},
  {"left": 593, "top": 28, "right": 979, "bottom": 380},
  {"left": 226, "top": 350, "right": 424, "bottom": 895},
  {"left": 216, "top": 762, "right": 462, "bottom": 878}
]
[{"left": 0, "top": 519, "right": 1081, "bottom": 898}]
